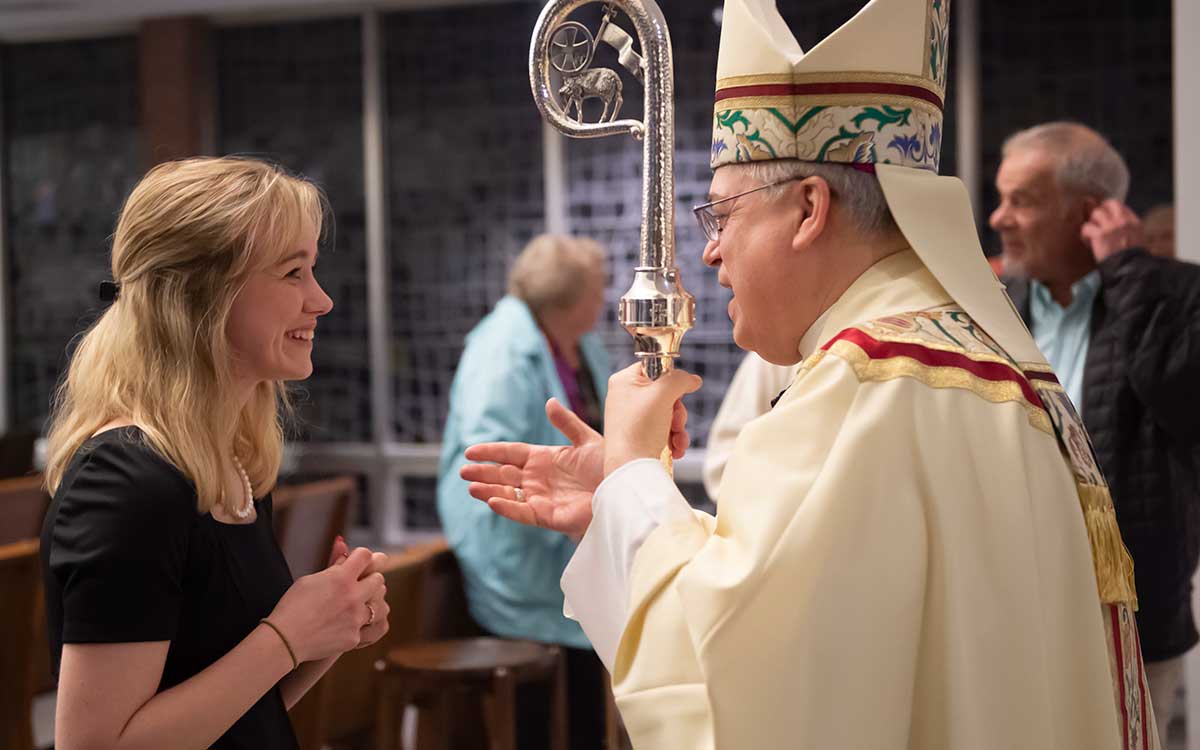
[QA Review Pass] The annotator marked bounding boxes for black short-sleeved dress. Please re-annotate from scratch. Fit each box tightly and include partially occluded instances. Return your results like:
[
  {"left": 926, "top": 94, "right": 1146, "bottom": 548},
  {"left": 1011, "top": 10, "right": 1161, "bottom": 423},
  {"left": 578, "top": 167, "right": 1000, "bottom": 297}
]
[{"left": 40, "top": 426, "right": 298, "bottom": 750}]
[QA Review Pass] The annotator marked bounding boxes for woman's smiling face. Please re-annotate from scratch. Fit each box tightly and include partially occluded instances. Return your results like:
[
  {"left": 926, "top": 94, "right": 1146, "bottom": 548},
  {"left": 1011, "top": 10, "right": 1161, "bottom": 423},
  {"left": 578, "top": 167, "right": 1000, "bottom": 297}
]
[{"left": 226, "top": 225, "right": 333, "bottom": 384}]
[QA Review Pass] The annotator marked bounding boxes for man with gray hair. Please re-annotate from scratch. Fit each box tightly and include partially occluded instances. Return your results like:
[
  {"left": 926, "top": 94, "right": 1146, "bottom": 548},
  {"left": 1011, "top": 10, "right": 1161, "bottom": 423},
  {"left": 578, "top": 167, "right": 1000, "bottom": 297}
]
[{"left": 992, "top": 120, "right": 1200, "bottom": 741}]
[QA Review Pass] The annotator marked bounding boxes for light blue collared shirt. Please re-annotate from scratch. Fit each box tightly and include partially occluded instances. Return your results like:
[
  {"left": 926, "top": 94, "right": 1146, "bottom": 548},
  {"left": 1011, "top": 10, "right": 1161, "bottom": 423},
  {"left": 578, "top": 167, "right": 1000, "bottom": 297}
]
[{"left": 1029, "top": 270, "right": 1101, "bottom": 415}]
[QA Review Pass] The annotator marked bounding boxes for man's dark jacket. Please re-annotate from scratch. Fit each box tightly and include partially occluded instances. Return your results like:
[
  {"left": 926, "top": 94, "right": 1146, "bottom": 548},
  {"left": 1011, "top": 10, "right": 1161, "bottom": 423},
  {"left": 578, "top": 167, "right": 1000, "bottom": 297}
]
[{"left": 1005, "top": 249, "right": 1200, "bottom": 661}]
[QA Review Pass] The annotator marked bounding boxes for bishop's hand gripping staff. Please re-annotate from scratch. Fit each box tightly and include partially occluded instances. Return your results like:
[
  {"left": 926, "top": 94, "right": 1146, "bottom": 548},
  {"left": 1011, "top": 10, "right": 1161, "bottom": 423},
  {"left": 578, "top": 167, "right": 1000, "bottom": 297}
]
[{"left": 530, "top": 0, "right": 695, "bottom": 471}]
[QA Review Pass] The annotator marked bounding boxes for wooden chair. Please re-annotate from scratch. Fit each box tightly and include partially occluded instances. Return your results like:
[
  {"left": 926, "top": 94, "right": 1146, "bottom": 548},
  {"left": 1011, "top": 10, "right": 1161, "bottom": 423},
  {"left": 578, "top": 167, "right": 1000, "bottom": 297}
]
[
  {"left": 375, "top": 637, "right": 567, "bottom": 750},
  {"left": 0, "top": 430, "right": 37, "bottom": 480},
  {"left": 287, "top": 539, "right": 478, "bottom": 750},
  {"left": 361, "top": 539, "right": 571, "bottom": 750},
  {"left": 0, "top": 475, "right": 50, "bottom": 546},
  {"left": 270, "top": 476, "right": 355, "bottom": 750},
  {"left": 272, "top": 476, "right": 356, "bottom": 578},
  {"left": 0, "top": 539, "right": 42, "bottom": 750},
  {"left": 0, "top": 476, "right": 55, "bottom": 698}
]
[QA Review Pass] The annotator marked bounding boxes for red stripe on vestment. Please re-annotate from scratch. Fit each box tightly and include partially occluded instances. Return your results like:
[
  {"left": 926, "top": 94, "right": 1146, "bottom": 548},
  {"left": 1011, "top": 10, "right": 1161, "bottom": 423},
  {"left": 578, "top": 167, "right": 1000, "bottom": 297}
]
[
  {"left": 714, "top": 81, "right": 944, "bottom": 111},
  {"left": 1024, "top": 370, "right": 1060, "bottom": 385},
  {"left": 1111, "top": 604, "right": 1131, "bottom": 750},
  {"left": 1136, "top": 631, "right": 1149, "bottom": 750},
  {"left": 823, "top": 328, "right": 1045, "bottom": 409}
]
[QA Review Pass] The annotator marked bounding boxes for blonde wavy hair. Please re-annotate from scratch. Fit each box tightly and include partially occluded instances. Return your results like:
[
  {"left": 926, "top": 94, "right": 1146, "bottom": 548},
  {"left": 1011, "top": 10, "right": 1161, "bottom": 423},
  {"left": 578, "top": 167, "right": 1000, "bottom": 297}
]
[{"left": 45, "top": 156, "right": 328, "bottom": 515}]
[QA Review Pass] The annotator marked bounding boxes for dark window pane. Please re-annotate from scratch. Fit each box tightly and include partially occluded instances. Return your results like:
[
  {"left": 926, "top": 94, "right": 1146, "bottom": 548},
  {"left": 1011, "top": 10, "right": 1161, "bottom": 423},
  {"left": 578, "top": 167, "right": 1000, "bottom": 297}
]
[
  {"left": 3, "top": 37, "right": 141, "bottom": 432},
  {"left": 386, "top": 3, "right": 546, "bottom": 443},
  {"left": 217, "top": 18, "right": 370, "bottom": 442},
  {"left": 564, "top": 0, "right": 748, "bottom": 446},
  {"left": 402, "top": 475, "right": 440, "bottom": 532},
  {"left": 978, "top": 0, "right": 1173, "bottom": 251}
]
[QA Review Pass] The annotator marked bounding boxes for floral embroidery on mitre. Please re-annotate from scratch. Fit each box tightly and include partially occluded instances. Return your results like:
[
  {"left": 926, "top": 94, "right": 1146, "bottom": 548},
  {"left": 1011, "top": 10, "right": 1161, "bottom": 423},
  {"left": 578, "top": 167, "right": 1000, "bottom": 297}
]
[
  {"left": 711, "top": 95, "right": 943, "bottom": 172},
  {"left": 711, "top": 0, "right": 950, "bottom": 173}
]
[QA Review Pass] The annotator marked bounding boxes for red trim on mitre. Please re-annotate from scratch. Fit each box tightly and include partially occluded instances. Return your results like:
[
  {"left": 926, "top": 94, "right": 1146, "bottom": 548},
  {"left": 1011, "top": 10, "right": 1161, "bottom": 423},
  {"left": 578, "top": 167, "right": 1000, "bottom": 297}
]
[
  {"left": 714, "top": 81, "right": 944, "bottom": 112},
  {"left": 822, "top": 328, "right": 1045, "bottom": 409}
]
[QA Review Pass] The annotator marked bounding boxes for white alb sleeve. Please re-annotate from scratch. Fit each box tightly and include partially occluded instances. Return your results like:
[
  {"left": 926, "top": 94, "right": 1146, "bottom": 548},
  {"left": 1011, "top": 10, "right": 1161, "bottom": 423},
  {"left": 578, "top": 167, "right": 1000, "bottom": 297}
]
[{"left": 560, "top": 457, "right": 693, "bottom": 669}]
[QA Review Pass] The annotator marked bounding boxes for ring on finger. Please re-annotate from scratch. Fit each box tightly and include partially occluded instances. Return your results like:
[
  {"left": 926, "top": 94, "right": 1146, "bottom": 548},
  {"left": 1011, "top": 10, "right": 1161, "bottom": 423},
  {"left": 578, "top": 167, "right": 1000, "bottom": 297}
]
[
  {"left": 364, "top": 602, "right": 375, "bottom": 627},
  {"left": 514, "top": 487, "right": 525, "bottom": 503}
]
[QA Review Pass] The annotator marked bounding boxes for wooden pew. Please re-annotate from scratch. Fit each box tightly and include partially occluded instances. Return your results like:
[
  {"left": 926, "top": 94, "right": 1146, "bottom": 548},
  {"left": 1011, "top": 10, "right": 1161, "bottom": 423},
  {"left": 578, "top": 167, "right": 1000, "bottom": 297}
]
[
  {"left": 0, "top": 476, "right": 54, "bottom": 700},
  {"left": 0, "top": 475, "right": 50, "bottom": 546},
  {"left": 271, "top": 476, "right": 356, "bottom": 578},
  {"left": 0, "top": 539, "right": 42, "bottom": 750},
  {"left": 287, "top": 539, "right": 480, "bottom": 750}
]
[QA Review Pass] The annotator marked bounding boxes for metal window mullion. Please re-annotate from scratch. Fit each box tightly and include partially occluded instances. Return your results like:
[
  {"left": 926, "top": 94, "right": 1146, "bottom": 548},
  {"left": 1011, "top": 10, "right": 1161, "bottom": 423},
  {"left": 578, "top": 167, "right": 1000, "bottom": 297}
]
[
  {"left": 1175, "top": 1, "right": 1200, "bottom": 745},
  {"left": 954, "top": 0, "right": 981, "bottom": 226},
  {"left": 1176, "top": 0, "right": 1198, "bottom": 266},
  {"left": 543, "top": 121, "right": 568, "bottom": 233},
  {"left": 0, "top": 47, "right": 10, "bottom": 435},
  {"left": 362, "top": 8, "right": 401, "bottom": 544}
]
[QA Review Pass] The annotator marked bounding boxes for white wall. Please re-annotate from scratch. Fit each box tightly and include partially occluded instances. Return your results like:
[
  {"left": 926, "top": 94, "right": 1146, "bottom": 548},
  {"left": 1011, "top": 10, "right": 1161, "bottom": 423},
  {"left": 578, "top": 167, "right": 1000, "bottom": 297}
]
[
  {"left": 1177, "top": 0, "right": 1200, "bottom": 744},
  {"left": 1178, "top": 1, "right": 1199, "bottom": 265},
  {"left": 0, "top": 60, "right": 7, "bottom": 433}
]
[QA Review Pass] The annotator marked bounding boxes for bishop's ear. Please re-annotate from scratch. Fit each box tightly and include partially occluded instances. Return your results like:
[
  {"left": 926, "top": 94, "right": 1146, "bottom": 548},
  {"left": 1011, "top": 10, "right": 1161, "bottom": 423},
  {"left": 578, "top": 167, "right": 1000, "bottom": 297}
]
[{"left": 791, "top": 176, "right": 832, "bottom": 252}]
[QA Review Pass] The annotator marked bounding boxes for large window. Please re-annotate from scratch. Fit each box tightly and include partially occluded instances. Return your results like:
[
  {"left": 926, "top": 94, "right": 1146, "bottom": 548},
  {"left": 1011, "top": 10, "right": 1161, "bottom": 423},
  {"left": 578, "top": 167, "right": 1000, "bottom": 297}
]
[
  {"left": 385, "top": 2, "right": 546, "bottom": 445},
  {"left": 0, "top": 1, "right": 1173, "bottom": 539},
  {"left": 979, "top": 0, "right": 1172, "bottom": 249},
  {"left": 3, "top": 37, "right": 142, "bottom": 433},
  {"left": 217, "top": 17, "right": 371, "bottom": 442}
]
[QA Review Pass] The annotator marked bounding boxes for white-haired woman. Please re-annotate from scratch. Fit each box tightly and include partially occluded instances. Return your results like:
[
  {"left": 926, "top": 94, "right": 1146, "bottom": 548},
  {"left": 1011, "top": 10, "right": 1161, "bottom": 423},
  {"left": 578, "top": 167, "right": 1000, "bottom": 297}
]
[
  {"left": 40, "top": 157, "right": 389, "bottom": 750},
  {"left": 437, "top": 234, "right": 610, "bottom": 749}
]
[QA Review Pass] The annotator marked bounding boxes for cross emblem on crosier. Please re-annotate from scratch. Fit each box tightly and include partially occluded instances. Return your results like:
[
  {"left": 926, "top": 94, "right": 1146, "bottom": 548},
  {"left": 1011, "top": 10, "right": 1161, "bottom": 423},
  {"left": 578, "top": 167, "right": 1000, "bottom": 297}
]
[{"left": 550, "top": 22, "right": 594, "bottom": 74}]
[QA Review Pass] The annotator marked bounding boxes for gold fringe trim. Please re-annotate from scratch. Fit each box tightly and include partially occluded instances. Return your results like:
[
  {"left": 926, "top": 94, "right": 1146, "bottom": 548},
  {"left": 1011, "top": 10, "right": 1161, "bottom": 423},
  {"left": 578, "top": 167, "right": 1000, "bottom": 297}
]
[
  {"left": 1019, "top": 360, "right": 1056, "bottom": 375},
  {"left": 1078, "top": 482, "right": 1138, "bottom": 609}
]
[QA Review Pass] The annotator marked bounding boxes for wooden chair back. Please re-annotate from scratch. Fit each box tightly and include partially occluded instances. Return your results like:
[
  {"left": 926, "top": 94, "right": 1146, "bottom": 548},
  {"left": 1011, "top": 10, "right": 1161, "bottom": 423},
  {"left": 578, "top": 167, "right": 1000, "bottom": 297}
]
[
  {"left": 0, "top": 476, "right": 54, "bottom": 698},
  {"left": 417, "top": 541, "right": 479, "bottom": 641},
  {"left": 271, "top": 476, "right": 355, "bottom": 578},
  {"left": 0, "top": 430, "right": 37, "bottom": 480},
  {"left": 0, "top": 539, "right": 42, "bottom": 750},
  {"left": 0, "top": 475, "right": 50, "bottom": 546},
  {"left": 290, "top": 539, "right": 478, "bottom": 750}
]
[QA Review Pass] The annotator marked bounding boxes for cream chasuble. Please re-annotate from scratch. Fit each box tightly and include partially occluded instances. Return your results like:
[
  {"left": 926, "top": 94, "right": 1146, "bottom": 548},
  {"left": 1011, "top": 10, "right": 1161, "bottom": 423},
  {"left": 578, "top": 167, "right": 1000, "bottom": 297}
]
[{"left": 563, "top": 250, "right": 1157, "bottom": 749}]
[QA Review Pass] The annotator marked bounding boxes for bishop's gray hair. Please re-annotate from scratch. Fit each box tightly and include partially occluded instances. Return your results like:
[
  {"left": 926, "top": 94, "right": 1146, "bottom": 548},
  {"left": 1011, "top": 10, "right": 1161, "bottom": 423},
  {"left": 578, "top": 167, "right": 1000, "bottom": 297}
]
[
  {"left": 740, "top": 160, "right": 899, "bottom": 236},
  {"left": 1002, "top": 122, "right": 1130, "bottom": 203}
]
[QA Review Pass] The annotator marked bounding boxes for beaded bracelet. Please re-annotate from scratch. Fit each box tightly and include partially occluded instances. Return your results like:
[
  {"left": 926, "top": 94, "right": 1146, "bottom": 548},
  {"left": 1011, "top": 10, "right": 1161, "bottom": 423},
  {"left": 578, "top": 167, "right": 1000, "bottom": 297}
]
[{"left": 259, "top": 618, "right": 299, "bottom": 671}]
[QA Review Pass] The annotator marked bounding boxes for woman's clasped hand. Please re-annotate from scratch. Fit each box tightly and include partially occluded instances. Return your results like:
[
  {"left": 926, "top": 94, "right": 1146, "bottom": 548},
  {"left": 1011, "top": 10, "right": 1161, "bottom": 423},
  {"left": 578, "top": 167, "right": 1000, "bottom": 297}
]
[{"left": 267, "top": 541, "right": 390, "bottom": 663}]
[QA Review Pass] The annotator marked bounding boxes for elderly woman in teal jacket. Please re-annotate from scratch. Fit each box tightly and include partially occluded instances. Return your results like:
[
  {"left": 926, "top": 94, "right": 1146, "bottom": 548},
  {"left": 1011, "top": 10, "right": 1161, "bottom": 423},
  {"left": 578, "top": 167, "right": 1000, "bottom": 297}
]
[{"left": 437, "top": 234, "right": 610, "bottom": 748}]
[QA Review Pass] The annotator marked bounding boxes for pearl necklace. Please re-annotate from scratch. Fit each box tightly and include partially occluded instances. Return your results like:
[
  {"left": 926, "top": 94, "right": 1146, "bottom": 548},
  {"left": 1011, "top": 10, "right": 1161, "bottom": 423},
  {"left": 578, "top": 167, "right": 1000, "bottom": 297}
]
[{"left": 231, "top": 454, "right": 254, "bottom": 519}]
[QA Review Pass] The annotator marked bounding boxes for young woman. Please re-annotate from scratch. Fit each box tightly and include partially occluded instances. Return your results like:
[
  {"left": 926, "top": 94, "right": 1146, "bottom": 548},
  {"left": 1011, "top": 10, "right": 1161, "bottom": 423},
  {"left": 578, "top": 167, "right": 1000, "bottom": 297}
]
[{"left": 40, "top": 156, "right": 389, "bottom": 750}]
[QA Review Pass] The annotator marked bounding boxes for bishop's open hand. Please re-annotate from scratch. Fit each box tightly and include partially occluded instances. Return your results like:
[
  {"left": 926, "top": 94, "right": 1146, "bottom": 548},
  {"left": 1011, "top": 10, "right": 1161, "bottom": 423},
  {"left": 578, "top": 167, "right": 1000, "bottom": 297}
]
[{"left": 461, "top": 398, "right": 604, "bottom": 540}]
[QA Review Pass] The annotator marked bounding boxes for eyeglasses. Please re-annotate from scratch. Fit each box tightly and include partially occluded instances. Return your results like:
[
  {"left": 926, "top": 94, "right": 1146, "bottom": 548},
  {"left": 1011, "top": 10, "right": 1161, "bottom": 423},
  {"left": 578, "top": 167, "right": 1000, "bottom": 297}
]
[{"left": 691, "top": 177, "right": 807, "bottom": 242}]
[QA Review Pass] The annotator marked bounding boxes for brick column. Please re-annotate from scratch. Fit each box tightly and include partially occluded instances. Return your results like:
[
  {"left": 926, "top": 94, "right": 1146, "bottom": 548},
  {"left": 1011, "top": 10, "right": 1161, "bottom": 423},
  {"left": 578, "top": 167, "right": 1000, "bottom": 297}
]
[{"left": 139, "top": 16, "right": 216, "bottom": 166}]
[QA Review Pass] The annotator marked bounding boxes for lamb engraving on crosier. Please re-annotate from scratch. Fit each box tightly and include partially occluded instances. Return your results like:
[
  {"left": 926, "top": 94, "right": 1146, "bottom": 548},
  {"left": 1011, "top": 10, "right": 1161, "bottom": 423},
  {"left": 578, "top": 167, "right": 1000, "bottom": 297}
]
[{"left": 558, "top": 68, "right": 624, "bottom": 123}]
